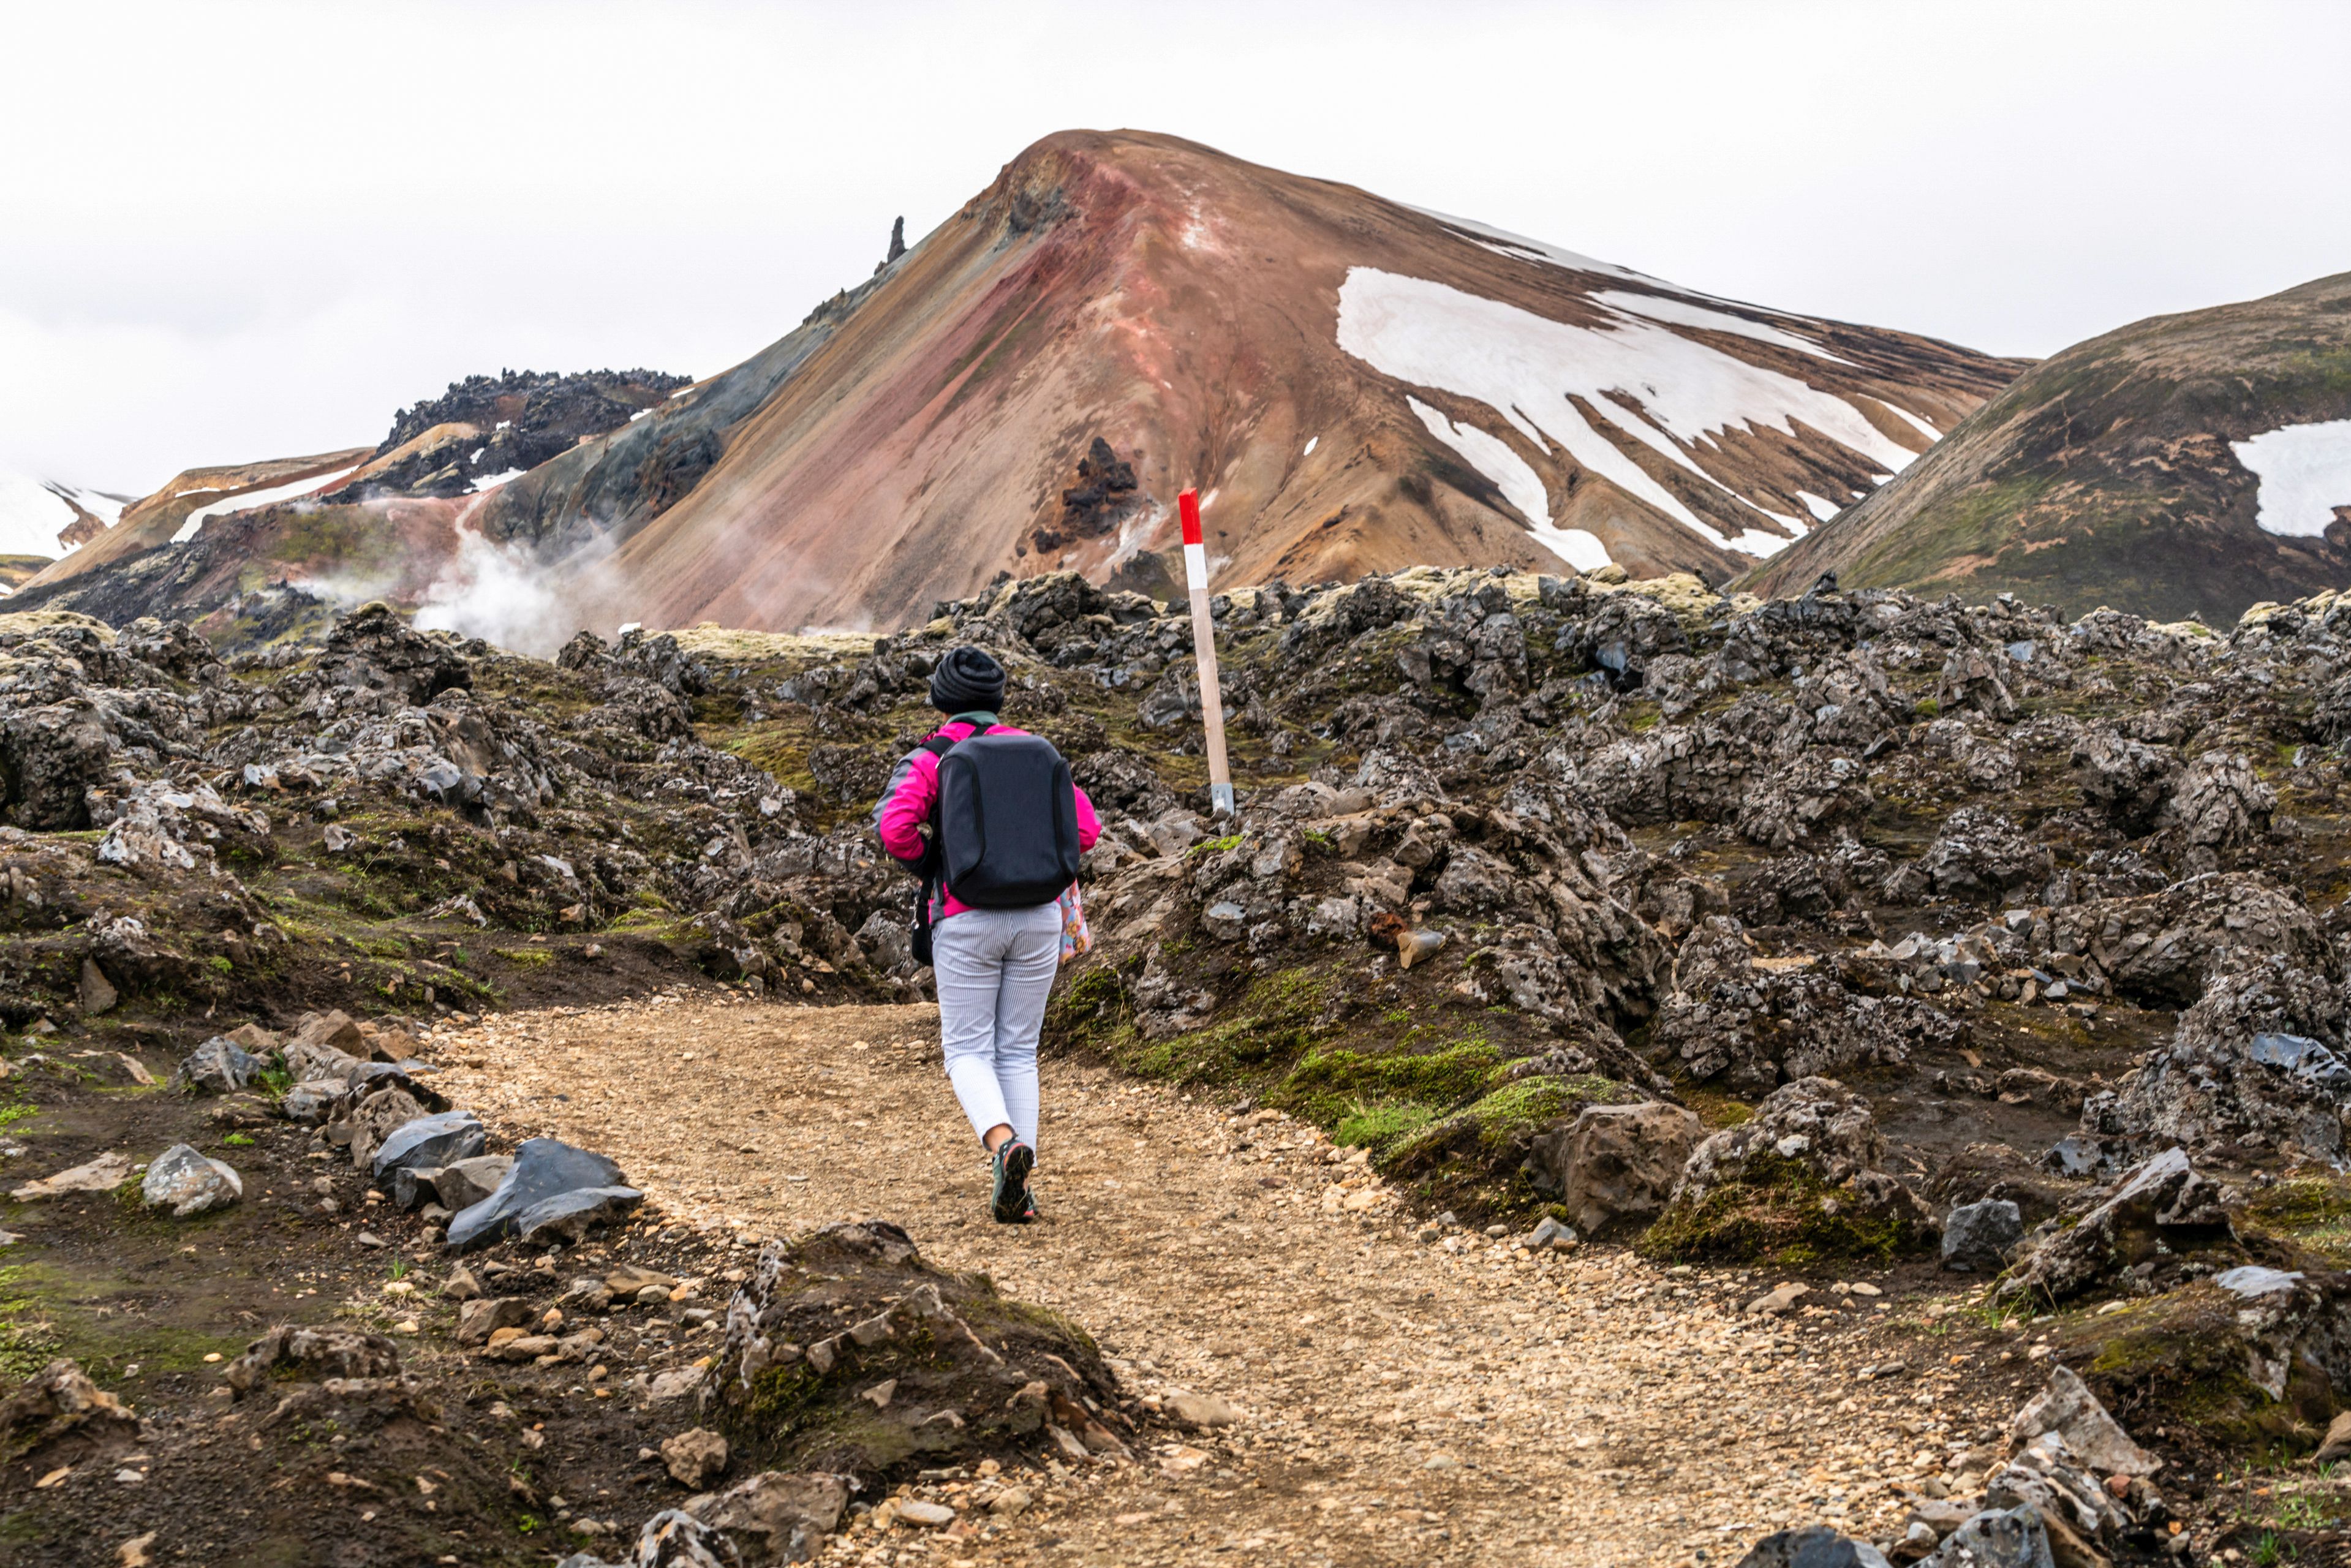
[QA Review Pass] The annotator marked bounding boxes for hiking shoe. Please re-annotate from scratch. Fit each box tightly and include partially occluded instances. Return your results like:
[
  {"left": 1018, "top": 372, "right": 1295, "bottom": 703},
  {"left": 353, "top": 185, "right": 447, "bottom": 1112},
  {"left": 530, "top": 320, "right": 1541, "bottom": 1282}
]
[
  {"left": 991, "top": 1140, "right": 1035, "bottom": 1224},
  {"left": 1015, "top": 1187, "right": 1040, "bottom": 1224}
]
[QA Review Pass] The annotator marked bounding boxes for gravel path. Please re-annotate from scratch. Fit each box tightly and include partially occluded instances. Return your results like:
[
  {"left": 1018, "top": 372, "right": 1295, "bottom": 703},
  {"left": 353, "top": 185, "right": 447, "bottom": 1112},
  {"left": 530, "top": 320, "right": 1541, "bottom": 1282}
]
[{"left": 432, "top": 993, "right": 2009, "bottom": 1567}]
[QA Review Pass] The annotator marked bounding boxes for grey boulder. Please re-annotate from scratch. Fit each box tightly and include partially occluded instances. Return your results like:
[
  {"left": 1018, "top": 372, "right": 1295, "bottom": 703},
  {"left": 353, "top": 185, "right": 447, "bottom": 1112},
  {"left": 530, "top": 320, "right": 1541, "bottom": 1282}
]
[
  {"left": 2001, "top": 1147, "right": 2231, "bottom": 1303},
  {"left": 1531, "top": 1099, "right": 1701, "bottom": 1235},
  {"left": 515, "top": 1186, "right": 644, "bottom": 1246},
  {"left": 370, "top": 1109, "right": 486, "bottom": 1185},
  {"left": 685, "top": 1469, "right": 849, "bottom": 1563},
  {"left": 432, "top": 1154, "right": 515, "bottom": 1212},
  {"left": 141, "top": 1144, "right": 244, "bottom": 1217},
  {"left": 1940, "top": 1199, "right": 2023, "bottom": 1273},
  {"left": 1922, "top": 1505, "right": 2055, "bottom": 1568},
  {"left": 173, "top": 1036, "right": 262, "bottom": 1095},
  {"left": 1734, "top": 1525, "right": 1891, "bottom": 1567},
  {"left": 279, "top": 1079, "right": 345, "bottom": 1125},
  {"left": 447, "top": 1137, "right": 630, "bottom": 1251},
  {"left": 2007, "top": 1365, "right": 2160, "bottom": 1476}
]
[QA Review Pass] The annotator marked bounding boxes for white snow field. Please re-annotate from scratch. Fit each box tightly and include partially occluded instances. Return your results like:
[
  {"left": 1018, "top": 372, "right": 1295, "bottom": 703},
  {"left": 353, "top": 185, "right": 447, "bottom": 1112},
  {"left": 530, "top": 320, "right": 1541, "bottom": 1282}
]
[
  {"left": 1337, "top": 268, "right": 1918, "bottom": 557},
  {"left": 2233, "top": 419, "right": 2351, "bottom": 538},
  {"left": 170, "top": 463, "right": 366, "bottom": 544},
  {"left": 1408, "top": 396, "right": 1610, "bottom": 571},
  {"left": 0, "top": 468, "right": 88, "bottom": 559}
]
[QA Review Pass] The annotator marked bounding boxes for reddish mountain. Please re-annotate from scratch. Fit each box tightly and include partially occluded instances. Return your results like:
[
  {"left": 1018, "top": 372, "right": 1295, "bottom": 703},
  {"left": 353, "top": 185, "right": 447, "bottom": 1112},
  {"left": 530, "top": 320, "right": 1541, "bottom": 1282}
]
[
  {"left": 20, "top": 131, "right": 2026, "bottom": 644},
  {"left": 485, "top": 130, "right": 2026, "bottom": 633}
]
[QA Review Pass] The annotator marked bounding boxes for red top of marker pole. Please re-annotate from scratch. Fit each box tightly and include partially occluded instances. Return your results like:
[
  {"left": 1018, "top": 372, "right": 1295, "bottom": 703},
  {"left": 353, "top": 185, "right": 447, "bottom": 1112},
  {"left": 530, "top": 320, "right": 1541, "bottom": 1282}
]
[{"left": 1178, "top": 487, "right": 1202, "bottom": 546}]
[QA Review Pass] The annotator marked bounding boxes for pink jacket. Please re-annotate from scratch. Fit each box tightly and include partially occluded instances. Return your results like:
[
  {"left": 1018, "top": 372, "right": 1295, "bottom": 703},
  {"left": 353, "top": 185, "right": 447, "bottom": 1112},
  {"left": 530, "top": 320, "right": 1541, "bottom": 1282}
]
[{"left": 873, "top": 720, "right": 1101, "bottom": 921}]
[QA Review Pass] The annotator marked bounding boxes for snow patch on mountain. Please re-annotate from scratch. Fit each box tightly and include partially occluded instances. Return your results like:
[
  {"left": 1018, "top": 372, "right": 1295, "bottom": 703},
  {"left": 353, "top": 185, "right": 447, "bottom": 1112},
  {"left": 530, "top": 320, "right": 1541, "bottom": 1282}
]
[
  {"left": 1406, "top": 396, "right": 1609, "bottom": 571},
  {"left": 2233, "top": 419, "right": 2351, "bottom": 538},
  {"left": 1337, "top": 268, "right": 1925, "bottom": 556},
  {"left": 170, "top": 463, "right": 366, "bottom": 545},
  {"left": 0, "top": 469, "right": 77, "bottom": 558}
]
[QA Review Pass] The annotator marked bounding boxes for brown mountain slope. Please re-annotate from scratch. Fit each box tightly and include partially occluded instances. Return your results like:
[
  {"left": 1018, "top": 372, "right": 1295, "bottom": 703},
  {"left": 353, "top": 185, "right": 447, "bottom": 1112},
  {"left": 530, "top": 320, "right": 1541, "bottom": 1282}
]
[
  {"left": 21, "top": 448, "right": 374, "bottom": 593},
  {"left": 483, "top": 129, "right": 2025, "bottom": 633},
  {"left": 1742, "top": 271, "right": 2351, "bottom": 620}
]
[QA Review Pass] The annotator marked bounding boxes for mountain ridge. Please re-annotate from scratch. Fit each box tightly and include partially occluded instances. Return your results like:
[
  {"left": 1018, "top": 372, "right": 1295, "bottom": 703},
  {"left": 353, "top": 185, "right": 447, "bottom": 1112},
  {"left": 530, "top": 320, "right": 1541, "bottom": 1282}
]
[{"left": 1742, "top": 270, "right": 2351, "bottom": 619}]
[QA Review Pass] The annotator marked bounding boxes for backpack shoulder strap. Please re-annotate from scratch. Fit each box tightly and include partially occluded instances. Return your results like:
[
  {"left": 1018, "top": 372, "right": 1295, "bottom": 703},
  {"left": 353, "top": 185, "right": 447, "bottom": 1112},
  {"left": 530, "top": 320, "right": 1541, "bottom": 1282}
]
[{"left": 921, "top": 735, "right": 956, "bottom": 758}]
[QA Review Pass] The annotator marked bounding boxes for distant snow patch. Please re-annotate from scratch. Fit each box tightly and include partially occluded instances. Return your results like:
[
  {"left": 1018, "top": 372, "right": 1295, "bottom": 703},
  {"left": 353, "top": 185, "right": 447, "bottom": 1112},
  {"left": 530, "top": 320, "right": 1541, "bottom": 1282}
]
[
  {"left": 2234, "top": 420, "right": 2351, "bottom": 538},
  {"left": 469, "top": 469, "right": 526, "bottom": 493},
  {"left": 1406, "top": 396, "right": 1609, "bottom": 571},
  {"left": 171, "top": 463, "right": 362, "bottom": 545},
  {"left": 0, "top": 468, "right": 77, "bottom": 556},
  {"left": 1335, "top": 268, "right": 1917, "bottom": 552},
  {"left": 1302, "top": 436, "right": 1318, "bottom": 457},
  {"left": 1883, "top": 403, "right": 1943, "bottom": 444},
  {"left": 1719, "top": 527, "right": 1796, "bottom": 559},
  {"left": 1593, "top": 290, "right": 1850, "bottom": 364},
  {"left": 48, "top": 483, "right": 125, "bottom": 527},
  {"left": 1798, "top": 491, "right": 1841, "bottom": 522}
]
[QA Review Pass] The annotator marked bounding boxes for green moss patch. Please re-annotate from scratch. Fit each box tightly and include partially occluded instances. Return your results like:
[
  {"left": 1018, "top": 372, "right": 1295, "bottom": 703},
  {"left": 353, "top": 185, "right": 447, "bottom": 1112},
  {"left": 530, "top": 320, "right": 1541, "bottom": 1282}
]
[
  {"left": 2239, "top": 1177, "right": 2351, "bottom": 1265},
  {"left": 2066, "top": 1285, "right": 2341, "bottom": 1461},
  {"left": 1636, "top": 1151, "right": 1930, "bottom": 1266}
]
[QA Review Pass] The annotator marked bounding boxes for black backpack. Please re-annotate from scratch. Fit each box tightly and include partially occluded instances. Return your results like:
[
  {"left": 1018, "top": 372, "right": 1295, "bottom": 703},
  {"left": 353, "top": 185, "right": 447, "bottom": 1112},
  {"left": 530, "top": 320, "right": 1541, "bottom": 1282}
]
[{"left": 908, "top": 729, "right": 1082, "bottom": 963}]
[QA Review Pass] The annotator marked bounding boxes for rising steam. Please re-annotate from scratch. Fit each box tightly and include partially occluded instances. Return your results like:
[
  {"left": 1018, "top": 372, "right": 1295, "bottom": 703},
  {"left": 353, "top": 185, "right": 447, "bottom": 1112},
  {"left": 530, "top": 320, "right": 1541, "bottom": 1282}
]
[{"left": 413, "top": 527, "right": 619, "bottom": 657}]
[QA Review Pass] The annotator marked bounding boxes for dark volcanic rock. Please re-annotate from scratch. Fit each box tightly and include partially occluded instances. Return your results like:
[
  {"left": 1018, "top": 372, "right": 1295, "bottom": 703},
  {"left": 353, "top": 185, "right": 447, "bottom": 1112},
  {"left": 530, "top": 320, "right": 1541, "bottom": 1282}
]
[
  {"left": 2081, "top": 949, "right": 2351, "bottom": 1159},
  {"left": 333, "top": 367, "right": 690, "bottom": 502},
  {"left": 1939, "top": 1199, "right": 2023, "bottom": 1274},
  {"left": 447, "top": 1137, "right": 632, "bottom": 1251},
  {"left": 2000, "top": 1148, "right": 2233, "bottom": 1304},
  {"left": 1055, "top": 436, "right": 1142, "bottom": 542}
]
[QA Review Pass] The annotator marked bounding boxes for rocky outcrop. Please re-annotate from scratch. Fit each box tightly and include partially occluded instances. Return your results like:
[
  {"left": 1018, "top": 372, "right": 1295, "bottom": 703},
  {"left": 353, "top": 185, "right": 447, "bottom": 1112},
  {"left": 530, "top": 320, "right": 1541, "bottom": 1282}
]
[
  {"left": 2083, "top": 949, "right": 2351, "bottom": 1160},
  {"left": 2156, "top": 748, "right": 2274, "bottom": 868},
  {"left": 1653, "top": 919, "right": 1964, "bottom": 1093},
  {"left": 1999, "top": 1148, "right": 2234, "bottom": 1305},
  {"left": 1887, "top": 807, "right": 2051, "bottom": 905},
  {"left": 1529, "top": 1100, "right": 1702, "bottom": 1235},
  {"left": 334, "top": 367, "right": 690, "bottom": 502},
  {"left": 700, "top": 1221, "right": 1130, "bottom": 1480},
  {"left": 1646, "top": 1077, "right": 1934, "bottom": 1262}
]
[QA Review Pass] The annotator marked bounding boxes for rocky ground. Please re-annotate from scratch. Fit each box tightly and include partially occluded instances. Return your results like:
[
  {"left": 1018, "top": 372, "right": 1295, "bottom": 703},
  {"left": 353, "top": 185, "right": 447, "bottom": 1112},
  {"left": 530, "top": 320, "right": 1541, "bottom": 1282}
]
[{"left": 4, "top": 563, "right": 2351, "bottom": 1562}]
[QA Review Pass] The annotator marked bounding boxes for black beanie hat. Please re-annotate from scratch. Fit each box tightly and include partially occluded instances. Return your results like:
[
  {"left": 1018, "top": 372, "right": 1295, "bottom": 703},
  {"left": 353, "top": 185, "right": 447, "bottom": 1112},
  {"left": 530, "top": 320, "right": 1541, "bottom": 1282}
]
[{"left": 929, "top": 646, "right": 1006, "bottom": 713}]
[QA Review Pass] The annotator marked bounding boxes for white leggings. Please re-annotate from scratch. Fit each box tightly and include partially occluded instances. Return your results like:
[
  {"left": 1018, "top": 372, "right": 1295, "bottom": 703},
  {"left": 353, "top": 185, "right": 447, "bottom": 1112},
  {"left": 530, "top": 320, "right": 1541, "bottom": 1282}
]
[{"left": 930, "top": 902, "right": 1062, "bottom": 1150}]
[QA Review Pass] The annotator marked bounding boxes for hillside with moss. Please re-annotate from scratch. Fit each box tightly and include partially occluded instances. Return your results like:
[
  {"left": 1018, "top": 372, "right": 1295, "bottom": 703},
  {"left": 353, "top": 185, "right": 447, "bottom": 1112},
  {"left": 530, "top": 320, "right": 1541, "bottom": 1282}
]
[{"left": 1745, "top": 270, "right": 2351, "bottom": 622}]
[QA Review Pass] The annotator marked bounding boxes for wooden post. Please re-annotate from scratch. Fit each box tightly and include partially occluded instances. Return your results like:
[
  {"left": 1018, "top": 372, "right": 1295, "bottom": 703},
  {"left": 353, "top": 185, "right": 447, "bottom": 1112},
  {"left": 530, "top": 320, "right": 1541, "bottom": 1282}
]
[{"left": 1178, "top": 487, "right": 1234, "bottom": 818}]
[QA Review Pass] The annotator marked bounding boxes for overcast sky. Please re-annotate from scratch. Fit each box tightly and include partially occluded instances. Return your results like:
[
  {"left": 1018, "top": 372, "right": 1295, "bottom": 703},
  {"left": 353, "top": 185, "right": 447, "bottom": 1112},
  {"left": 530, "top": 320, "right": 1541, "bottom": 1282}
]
[{"left": 5, "top": 0, "right": 2347, "bottom": 494}]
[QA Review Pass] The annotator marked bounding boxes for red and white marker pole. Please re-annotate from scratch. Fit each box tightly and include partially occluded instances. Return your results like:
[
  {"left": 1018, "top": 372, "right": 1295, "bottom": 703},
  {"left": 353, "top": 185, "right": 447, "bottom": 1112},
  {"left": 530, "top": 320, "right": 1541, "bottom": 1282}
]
[{"left": 1178, "top": 487, "right": 1235, "bottom": 818}]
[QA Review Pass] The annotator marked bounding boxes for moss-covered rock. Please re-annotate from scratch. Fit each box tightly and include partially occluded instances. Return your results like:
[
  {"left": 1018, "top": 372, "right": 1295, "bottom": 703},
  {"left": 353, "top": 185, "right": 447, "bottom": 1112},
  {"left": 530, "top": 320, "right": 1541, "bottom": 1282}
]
[
  {"left": 1637, "top": 1077, "right": 1934, "bottom": 1265},
  {"left": 700, "top": 1221, "right": 1133, "bottom": 1483},
  {"left": 1634, "top": 1148, "right": 1931, "bottom": 1265}
]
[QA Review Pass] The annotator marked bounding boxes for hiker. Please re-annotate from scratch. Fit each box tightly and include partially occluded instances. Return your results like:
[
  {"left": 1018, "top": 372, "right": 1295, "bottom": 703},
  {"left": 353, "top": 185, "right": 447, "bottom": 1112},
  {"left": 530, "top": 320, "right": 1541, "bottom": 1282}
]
[{"left": 874, "top": 646, "right": 1099, "bottom": 1223}]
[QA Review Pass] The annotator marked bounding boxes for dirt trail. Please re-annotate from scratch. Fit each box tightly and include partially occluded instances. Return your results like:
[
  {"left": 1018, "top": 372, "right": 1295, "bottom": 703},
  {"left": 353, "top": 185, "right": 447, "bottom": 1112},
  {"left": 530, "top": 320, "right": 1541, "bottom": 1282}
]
[{"left": 435, "top": 994, "right": 2010, "bottom": 1567}]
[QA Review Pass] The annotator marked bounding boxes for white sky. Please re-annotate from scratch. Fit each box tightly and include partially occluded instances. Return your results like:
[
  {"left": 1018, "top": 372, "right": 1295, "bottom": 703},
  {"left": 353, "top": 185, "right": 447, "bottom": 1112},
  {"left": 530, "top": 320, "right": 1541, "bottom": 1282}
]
[{"left": 4, "top": 0, "right": 2347, "bottom": 495}]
